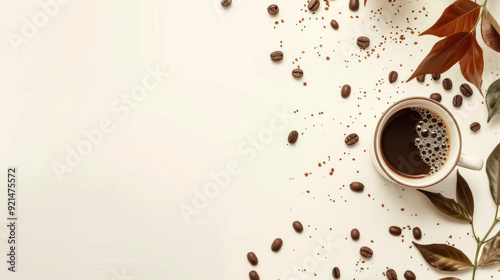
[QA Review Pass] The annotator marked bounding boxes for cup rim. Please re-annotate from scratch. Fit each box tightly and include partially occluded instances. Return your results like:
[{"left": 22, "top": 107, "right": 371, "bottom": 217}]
[{"left": 373, "top": 97, "right": 462, "bottom": 188}]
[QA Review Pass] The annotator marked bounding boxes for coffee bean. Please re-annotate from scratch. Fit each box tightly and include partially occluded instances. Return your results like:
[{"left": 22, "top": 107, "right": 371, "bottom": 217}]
[
  {"left": 443, "top": 78, "right": 453, "bottom": 90},
  {"left": 293, "top": 221, "right": 303, "bottom": 233},
  {"left": 351, "top": 228, "right": 360, "bottom": 240},
  {"left": 386, "top": 268, "right": 398, "bottom": 280},
  {"left": 412, "top": 227, "right": 422, "bottom": 240},
  {"left": 460, "top": 83, "right": 473, "bottom": 97},
  {"left": 292, "top": 68, "right": 303, "bottom": 78},
  {"left": 267, "top": 4, "right": 279, "bottom": 14},
  {"left": 330, "top": 19, "right": 339, "bottom": 30},
  {"left": 345, "top": 133, "right": 359, "bottom": 145},
  {"left": 470, "top": 122, "right": 481, "bottom": 132},
  {"left": 249, "top": 270, "right": 260, "bottom": 280},
  {"left": 332, "top": 267, "right": 341, "bottom": 279},
  {"left": 288, "top": 130, "right": 299, "bottom": 144},
  {"left": 453, "top": 95, "right": 463, "bottom": 107},
  {"left": 432, "top": 74, "right": 441, "bottom": 80},
  {"left": 389, "top": 71, "right": 398, "bottom": 83},
  {"left": 389, "top": 226, "right": 402, "bottom": 236},
  {"left": 430, "top": 93, "right": 442, "bottom": 102},
  {"left": 271, "top": 238, "right": 283, "bottom": 252},
  {"left": 341, "top": 84, "right": 351, "bottom": 98},
  {"left": 360, "top": 246, "right": 373, "bottom": 258},
  {"left": 356, "top": 36, "right": 370, "bottom": 48},
  {"left": 220, "top": 0, "right": 232, "bottom": 7},
  {"left": 416, "top": 74, "right": 425, "bottom": 82},
  {"left": 350, "top": 182, "right": 364, "bottom": 192},
  {"left": 247, "top": 252, "right": 258, "bottom": 266},
  {"left": 308, "top": 0, "right": 319, "bottom": 11},
  {"left": 349, "top": 0, "right": 360, "bottom": 11},
  {"left": 270, "top": 50, "right": 283, "bottom": 61},
  {"left": 403, "top": 270, "right": 416, "bottom": 280}
]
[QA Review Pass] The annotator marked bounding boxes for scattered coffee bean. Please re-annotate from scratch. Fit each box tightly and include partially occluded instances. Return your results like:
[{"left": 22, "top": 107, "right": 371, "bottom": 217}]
[
  {"left": 345, "top": 133, "right": 359, "bottom": 145},
  {"left": 360, "top": 246, "right": 373, "bottom": 258},
  {"left": 220, "top": 0, "right": 232, "bottom": 7},
  {"left": 470, "top": 122, "right": 481, "bottom": 132},
  {"left": 292, "top": 68, "right": 303, "bottom": 78},
  {"left": 351, "top": 228, "right": 360, "bottom": 240},
  {"left": 249, "top": 270, "right": 260, "bottom": 280},
  {"left": 389, "top": 226, "right": 402, "bottom": 236},
  {"left": 389, "top": 71, "right": 398, "bottom": 83},
  {"left": 270, "top": 50, "right": 283, "bottom": 61},
  {"left": 292, "top": 221, "right": 304, "bottom": 233},
  {"left": 247, "top": 252, "right": 258, "bottom": 266},
  {"left": 403, "top": 270, "right": 416, "bottom": 280},
  {"left": 308, "top": 0, "right": 319, "bottom": 11},
  {"left": 453, "top": 95, "right": 463, "bottom": 107},
  {"left": 386, "top": 268, "right": 398, "bottom": 280},
  {"left": 432, "top": 74, "right": 441, "bottom": 80},
  {"left": 341, "top": 84, "right": 351, "bottom": 98},
  {"left": 330, "top": 19, "right": 339, "bottom": 30},
  {"left": 350, "top": 182, "right": 364, "bottom": 192},
  {"left": 267, "top": 4, "right": 279, "bottom": 14},
  {"left": 416, "top": 74, "right": 425, "bottom": 82},
  {"left": 460, "top": 83, "right": 473, "bottom": 97},
  {"left": 356, "top": 36, "right": 370, "bottom": 48},
  {"left": 430, "top": 93, "right": 442, "bottom": 102},
  {"left": 332, "top": 267, "right": 341, "bottom": 279},
  {"left": 349, "top": 0, "right": 359, "bottom": 11},
  {"left": 443, "top": 78, "right": 453, "bottom": 90},
  {"left": 271, "top": 238, "right": 283, "bottom": 252},
  {"left": 412, "top": 227, "right": 422, "bottom": 240},
  {"left": 288, "top": 130, "right": 299, "bottom": 144}
]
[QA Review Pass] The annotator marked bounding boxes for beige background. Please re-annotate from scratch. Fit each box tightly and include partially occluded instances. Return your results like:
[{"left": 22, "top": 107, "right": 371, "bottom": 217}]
[{"left": 1, "top": 0, "right": 500, "bottom": 279}]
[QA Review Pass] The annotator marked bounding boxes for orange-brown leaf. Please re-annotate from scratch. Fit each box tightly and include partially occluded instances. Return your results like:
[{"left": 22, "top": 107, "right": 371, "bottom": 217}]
[
  {"left": 459, "top": 32, "right": 484, "bottom": 94},
  {"left": 421, "top": 0, "right": 480, "bottom": 37},
  {"left": 481, "top": 9, "right": 500, "bottom": 52},
  {"left": 364, "top": 0, "right": 367, "bottom": 7},
  {"left": 408, "top": 32, "right": 473, "bottom": 82}
]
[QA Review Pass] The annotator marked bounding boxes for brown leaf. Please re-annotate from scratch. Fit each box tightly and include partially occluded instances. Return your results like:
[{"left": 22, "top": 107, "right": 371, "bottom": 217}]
[
  {"left": 456, "top": 170, "right": 474, "bottom": 218},
  {"left": 481, "top": 9, "right": 500, "bottom": 52},
  {"left": 418, "top": 190, "right": 472, "bottom": 222},
  {"left": 479, "top": 230, "right": 500, "bottom": 266},
  {"left": 408, "top": 32, "right": 473, "bottom": 82},
  {"left": 486, "top": 142, "right": 500, "bottom": 205},
  {"left": 459, "top": 31, "right": 484, "bottom": 94},
  {"left": 413, "top": 242, "right": 473, "bottom": 271},
  {"left": 364, "top": 0, "right": 367, "bottom": 7},
  {"left": 421, "top": 0, "right": 480, "bottom": 37}
]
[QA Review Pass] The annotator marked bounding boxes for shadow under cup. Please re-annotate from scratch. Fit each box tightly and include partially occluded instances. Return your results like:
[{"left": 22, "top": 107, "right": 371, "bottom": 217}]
[{"left": 373, "top": 97, "right": 461, "bottom": 188}]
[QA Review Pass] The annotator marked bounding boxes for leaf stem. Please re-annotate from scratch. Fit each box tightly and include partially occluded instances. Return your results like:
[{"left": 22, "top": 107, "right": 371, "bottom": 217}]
[
  {"left": 471, "top": 206, "right": 499, "bottom": 280},
  {"left": 472, "top": 0, "right": 489, "bottom": 32}
]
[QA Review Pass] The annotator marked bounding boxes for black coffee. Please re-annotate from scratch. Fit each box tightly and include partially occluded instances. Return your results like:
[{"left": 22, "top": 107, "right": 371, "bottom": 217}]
[{"left": 381, "top": 107, "right": 450, "bottom": 177}]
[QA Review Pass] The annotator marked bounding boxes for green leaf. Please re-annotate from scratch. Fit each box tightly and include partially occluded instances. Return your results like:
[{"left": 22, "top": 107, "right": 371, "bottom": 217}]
[
  {"left": 486, "top": 78, "right": 500, "bottom": 122},
  {"left": 479, "top": 230, "right": 500, "bottom": 266},
  {"left": 418, "top": 190, "right": 472, "bottom": 222},
  {"left": 486, "top": 143, "right": 500, "bottom": 205},
  {"left": 413, "top": 242, "right": 473, "bottom": 271},
  {"left": 456, "top": 170, "right": 474, "bottom": 218}
]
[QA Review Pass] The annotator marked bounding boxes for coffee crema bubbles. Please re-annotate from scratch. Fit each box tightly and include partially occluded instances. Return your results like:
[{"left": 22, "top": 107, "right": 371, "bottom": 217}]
[{"left": 411, "top": 107, "right": 450, "bottom": 176}]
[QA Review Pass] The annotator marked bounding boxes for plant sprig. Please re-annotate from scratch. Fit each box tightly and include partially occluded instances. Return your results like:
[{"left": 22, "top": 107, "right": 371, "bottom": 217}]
[
  {"left": 414, "top": 143, "right": 500, "bottom": 280},
  {"left": 408, "top": 0, "right": 500, "bottom": 96}
]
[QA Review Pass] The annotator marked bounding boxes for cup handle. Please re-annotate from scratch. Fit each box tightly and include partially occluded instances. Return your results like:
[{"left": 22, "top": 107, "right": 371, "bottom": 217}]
[{"left": 457, "top": 153, "right": 484, "bottom": 170}]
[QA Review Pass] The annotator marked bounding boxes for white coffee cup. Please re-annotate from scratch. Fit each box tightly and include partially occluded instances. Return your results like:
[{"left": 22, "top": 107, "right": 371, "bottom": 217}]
[{"left": 371, "top": 97, "right": 483, "bottom": 188}]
